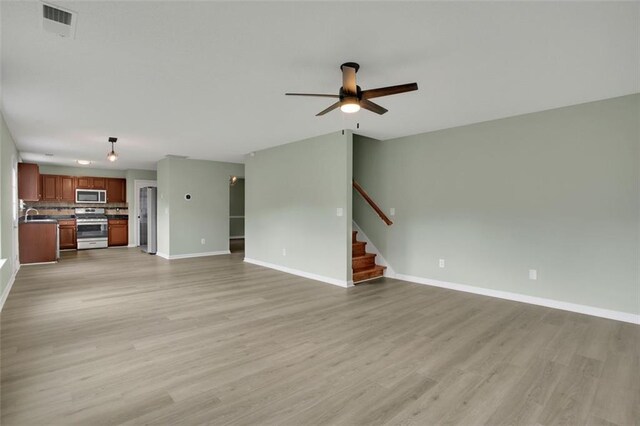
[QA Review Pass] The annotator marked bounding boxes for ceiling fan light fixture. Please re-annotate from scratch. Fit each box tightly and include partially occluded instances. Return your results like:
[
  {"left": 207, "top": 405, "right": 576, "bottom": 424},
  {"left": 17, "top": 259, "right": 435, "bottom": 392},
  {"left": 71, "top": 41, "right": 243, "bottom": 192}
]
[
  {"left": 286, "top": 62, "right": 417, "bottom": 116},
  {"left": 107, "top": 137, "right": 118, "bottom": 162},
  {"left": 340, "top": 98, "right": 360, "bottom": 113}
]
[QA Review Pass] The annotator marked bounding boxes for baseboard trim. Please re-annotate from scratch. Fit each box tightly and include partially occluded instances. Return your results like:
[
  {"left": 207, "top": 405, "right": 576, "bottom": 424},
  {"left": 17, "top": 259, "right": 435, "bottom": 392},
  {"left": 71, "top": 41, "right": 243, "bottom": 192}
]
[
  {"left": 244, "top": 258, "right": 350, "bottom": 288},
  {"left": 0, "top": 263, "right": 20, "bottom": 312},
  {"left": 394, "top": 273, "right": 640, "bottom": 325},
  {"left": 127, "top": 243, "right": 137, "bottom": 248},
  {"left": 156, "top": 250, "right": 231, "bottom": 260}
]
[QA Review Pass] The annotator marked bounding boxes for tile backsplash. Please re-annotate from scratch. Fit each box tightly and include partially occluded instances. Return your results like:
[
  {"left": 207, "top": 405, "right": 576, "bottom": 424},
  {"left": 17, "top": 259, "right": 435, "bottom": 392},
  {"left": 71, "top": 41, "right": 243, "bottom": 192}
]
[{"left": 21, "top": 201, "right": 128, "bottom": 217}]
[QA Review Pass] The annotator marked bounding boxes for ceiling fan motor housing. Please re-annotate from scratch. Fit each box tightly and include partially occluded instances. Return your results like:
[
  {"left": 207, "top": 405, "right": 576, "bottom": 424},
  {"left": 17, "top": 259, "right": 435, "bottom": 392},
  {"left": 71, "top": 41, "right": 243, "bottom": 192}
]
[
  {"left": 340, "top": 62, "right": 360, "bottom": 73},
  {"left": 339, "top": 86, "right": 362, "bottom": 100}
]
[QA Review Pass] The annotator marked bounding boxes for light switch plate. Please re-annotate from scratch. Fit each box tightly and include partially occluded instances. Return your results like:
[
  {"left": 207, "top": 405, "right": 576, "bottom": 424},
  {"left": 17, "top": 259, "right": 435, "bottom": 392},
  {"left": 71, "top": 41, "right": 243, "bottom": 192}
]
[
  {"left": 390, "top": 208, "right": 396, "bottom": 216},
  {"left": 336, "top": 207, "right": 343, "bottom": 217}
]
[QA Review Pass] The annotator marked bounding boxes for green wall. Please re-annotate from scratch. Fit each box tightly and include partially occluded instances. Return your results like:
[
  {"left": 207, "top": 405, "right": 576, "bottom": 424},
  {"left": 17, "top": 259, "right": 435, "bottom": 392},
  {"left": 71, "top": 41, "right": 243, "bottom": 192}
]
[
  {"left": 230, "top": 178, "right": 245, "bottom": 238},
  {"left": 157, "top": 159, "right": 171, "bottom": 255},
  {"left": 157, "top": 157, "right": 244, "bottom": 257},
  {"left": 245, "top": 131, "right": 353, "bottom": 285},
  {"left": 38, "top": 165, "right": 126, "bottom": 178},
  {"left": 354, "top": 94, "right": 639, "bottom": 315},
  {"left": 0, "top": 111, "right": 19, "bottom": 302}
]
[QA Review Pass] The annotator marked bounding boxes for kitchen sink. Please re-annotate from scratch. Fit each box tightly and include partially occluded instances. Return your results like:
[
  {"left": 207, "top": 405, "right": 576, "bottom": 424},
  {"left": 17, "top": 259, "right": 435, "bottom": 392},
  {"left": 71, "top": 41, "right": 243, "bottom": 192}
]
[{"left": 22, "top": 219, "right": 59, "bottom": 224}]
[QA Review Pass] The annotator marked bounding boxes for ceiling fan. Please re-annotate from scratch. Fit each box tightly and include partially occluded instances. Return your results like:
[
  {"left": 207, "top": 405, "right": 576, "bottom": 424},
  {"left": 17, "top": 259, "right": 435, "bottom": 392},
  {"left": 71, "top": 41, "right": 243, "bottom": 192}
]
[{"left": 286, "top": 62, "right": 418, "bottom": 116}]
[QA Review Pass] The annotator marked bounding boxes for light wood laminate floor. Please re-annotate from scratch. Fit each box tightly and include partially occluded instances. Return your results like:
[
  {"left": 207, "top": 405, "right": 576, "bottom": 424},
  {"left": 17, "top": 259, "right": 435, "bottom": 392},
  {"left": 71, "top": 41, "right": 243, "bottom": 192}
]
[{"left": 1, "top": 248, "right": 638, "bottom": 425}]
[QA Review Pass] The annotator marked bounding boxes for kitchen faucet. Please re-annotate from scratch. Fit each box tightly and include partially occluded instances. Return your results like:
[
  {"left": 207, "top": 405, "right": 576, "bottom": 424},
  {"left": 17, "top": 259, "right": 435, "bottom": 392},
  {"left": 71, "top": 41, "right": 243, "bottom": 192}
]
[{"left": 25, "top": 207, "right": 39, "bottom": 222}]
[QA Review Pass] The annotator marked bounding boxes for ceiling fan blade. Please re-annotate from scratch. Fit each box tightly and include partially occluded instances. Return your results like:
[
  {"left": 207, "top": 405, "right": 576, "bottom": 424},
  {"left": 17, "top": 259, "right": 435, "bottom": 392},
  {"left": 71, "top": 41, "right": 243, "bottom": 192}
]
[
  {"left": 342, "top": 65, "right": 357, "bottom": 95},
  {"left": 360, "top": 100, "right": 388, "bottom": 115},
  {"left": 316, "top": 101, "right": 341, "bottom": 116},
  {"left": 285, "top": 93, "right": 339, "bottom": 98},
  {"left": 361, "top": 82, "right": 418, "bottom": 100}
]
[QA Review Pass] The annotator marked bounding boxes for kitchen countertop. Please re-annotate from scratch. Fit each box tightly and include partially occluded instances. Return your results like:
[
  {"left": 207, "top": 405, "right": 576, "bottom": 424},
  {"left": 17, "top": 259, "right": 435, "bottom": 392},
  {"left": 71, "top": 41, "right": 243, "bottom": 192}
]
[
  {"left": 20, "top": 214, "right": 129, "bottom": 222},
  {"left": 19, "top": 219, "right": 59, "bottom": 224},
  {"left": 19, "top": 215, "right": 75, "bottom": 223},
  {"left": 107, "top": 215, "right": 129, "bottom": 220},
  {"left": 19, "top": 215, "right": 75, "bottom": 224}
]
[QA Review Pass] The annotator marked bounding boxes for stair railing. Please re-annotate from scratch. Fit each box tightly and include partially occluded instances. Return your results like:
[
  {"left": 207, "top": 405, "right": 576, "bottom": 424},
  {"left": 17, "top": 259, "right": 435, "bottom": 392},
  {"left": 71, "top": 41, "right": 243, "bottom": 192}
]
[{"left": 352, "top": 180, "right": 393, "bottom": 226}]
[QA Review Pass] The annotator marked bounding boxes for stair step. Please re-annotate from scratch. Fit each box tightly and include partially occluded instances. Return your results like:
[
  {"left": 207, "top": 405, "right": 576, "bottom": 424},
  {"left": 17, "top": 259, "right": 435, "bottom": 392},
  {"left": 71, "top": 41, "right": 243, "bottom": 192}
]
[
  {"left": 352, "top": 253, "right": 376, "bottom": 270},
  {"left": 352, "top": 241, "right": 367, "bottom": 257},
  {"left": 353, "top": 265, "right": 386, "bottom": 283}
]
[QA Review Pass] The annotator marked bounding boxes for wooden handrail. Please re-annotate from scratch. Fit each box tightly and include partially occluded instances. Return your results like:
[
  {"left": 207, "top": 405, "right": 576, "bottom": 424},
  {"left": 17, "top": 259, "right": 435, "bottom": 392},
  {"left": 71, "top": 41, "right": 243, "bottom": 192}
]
[{"left": 353, "top": 180, "right": 393, "bottom": 226}]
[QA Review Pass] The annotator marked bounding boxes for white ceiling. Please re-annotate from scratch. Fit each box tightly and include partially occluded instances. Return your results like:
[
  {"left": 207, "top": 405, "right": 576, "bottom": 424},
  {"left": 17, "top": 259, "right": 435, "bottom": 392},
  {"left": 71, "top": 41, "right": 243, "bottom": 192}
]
[{"left": 1, "top": 1, "right": 638, "bottom": 171}]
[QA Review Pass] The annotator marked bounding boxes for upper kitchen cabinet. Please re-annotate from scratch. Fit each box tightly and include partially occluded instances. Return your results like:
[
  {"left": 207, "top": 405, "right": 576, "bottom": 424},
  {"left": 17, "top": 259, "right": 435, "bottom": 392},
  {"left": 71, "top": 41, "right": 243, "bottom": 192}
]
[
  {"left": 18, "top": 163, "right": 40, "bottom": 201},
  {"left": 40, "top": 175, "right": 58, "bottom": 201},
  {"left": 41, "top": 175, "right": 76, "bottom": 202},
  {"left": 92, "top": 177, "right": 107, "bottom": 190},
  {"left": 76, "top": 176, "right": 91, "bottom": 188},
  {"left": 106, "top": 178, "right": 126, "bottom": 203},
  {"left": 60, "top": 175, "right": 76, "bottom": 201},
  {"left": 76, "top": 176, "right": 107, "bottom": 189}
]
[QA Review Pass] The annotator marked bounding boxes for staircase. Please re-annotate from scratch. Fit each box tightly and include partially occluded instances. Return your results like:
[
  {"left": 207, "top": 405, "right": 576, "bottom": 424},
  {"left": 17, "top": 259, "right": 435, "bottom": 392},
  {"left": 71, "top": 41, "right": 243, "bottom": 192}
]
[{"left": 352, "top": 230, "right": 386, "bottom": 284}]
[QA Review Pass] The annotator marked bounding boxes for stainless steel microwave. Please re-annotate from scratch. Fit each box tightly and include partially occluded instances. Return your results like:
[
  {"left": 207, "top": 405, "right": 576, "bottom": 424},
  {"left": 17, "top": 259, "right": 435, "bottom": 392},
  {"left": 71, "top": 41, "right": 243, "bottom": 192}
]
[{"left": 75, "top": 189, "right": 107, "bottom": 203}]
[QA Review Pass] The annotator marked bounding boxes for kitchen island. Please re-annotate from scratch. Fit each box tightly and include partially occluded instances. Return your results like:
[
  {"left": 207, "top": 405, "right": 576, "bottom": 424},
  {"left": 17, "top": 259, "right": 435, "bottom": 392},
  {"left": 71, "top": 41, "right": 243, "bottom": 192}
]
[{"left": 18, "top": 220, "right": 58, "bottom": 264}]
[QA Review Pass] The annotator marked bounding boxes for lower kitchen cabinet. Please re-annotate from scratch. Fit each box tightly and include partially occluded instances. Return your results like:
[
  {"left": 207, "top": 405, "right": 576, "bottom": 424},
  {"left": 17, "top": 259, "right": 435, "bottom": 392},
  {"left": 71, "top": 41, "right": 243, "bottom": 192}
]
[
  {"left": 58, "top": 219, "right": 77, "bottom": 250},
  {"left": 108, "top": 220, "right": 128, "bottom": 246},
  {"left": 19, "top": 222, "right": 57, "bottom": 263}
]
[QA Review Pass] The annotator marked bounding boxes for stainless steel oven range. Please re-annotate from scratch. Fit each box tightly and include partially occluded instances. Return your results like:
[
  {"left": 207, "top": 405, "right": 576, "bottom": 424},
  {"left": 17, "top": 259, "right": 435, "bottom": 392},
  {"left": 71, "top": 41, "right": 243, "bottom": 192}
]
[{"left": 75, "top": 207, "right": 108, "bottom": 249}]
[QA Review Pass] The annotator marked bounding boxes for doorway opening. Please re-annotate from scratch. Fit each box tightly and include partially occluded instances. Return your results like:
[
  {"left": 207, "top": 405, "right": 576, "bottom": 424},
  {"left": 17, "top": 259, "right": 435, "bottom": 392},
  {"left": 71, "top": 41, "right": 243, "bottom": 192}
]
[
  {"left": 229, "top": 177, "right": 244, "bottom": 253},
  {"left": 133, "top": 179, "right": 157, "bottom": 247}
]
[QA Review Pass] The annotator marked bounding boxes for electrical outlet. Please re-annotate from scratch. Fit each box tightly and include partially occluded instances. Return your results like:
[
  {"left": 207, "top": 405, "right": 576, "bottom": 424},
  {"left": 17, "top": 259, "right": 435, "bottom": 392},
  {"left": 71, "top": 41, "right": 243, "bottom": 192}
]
[
  {"left": 529, "top": 269, "right": 537, "bottom": 280},
  {"left": 439, "top": 259, "right": 445, "bottom": 268},
  {"left": 201, "top": 238, "right": 206, "bottom": 245},
  {"left": 390, "top": 208, "right": 395, "bottom": 216},
  {"left": 282, "top": 248, "right": 287, "bottom": 256}
]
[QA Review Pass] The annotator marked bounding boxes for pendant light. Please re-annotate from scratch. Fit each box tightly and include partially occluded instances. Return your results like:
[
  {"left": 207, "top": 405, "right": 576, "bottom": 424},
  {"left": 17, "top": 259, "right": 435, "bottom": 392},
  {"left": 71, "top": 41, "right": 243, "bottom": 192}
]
[{"left": 107, "top": 137, "right": 118, "bottom": 162}]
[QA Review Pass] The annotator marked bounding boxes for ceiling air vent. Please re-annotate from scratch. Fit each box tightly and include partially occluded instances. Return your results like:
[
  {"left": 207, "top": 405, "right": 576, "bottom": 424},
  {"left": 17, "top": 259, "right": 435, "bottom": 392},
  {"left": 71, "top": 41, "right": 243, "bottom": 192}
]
[{"left": 42, "top": 3, "right": 77, "bottom": 38}]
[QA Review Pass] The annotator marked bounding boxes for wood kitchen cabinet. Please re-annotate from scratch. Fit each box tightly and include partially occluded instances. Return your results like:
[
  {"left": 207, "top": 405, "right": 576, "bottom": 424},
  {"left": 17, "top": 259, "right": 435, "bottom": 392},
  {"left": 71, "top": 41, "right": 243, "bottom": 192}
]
[
  {"left": 41, "top": 174, "right": 58, "bottom": 201},
  {"left": 106, "top": 178, "right": 126, "bottom": 203},
  {"left": 76, "top": 176, "right": 91, "bottom": 189},
  {"left": 19, "top": 222, "right": 57, "bottom": 263},
  {"left": 18, "top": 163, "right": 41, "bottom": 201},
  {"left": 108, "top": 219, "right": 128, "bottom": 246},
  {"left": 60, "top": 176, "right": 76, "bottom": 201},
  {"left": 58, "top": 219, "right": 77, "bottom": 250},
  {"left": 77, "top": 176, "right": 107, "bottom": 190},
  {"left": 92, "top": 177, "right": 107, "bottom": 189},
  {"left": 41, "top": 175, "right": 77, "bottom": 202}
]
